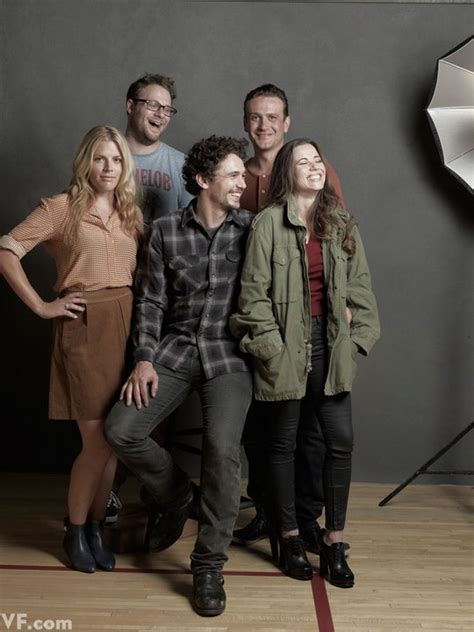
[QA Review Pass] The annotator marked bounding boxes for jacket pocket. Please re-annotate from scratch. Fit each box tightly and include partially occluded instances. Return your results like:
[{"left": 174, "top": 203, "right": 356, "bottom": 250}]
[
  {"left": 326, "top": 334, "right": 356, "bottom": 394},
  {"left": 271, "top": 245, "right": 302, "bottom": 303}
]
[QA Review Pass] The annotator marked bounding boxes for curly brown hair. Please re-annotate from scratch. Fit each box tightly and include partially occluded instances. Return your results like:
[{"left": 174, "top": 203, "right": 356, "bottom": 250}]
[
  {"left": 183, "top": 135, "right": 248, "bottom": 196},
  {"left": 268, "top": 138, "right": 355, "bottom": 255}
]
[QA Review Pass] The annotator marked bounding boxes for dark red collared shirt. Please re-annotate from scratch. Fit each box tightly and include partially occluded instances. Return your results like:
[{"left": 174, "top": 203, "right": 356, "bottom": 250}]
[{"left": 240, "top": 159, "right": 346, "bottom": 214}]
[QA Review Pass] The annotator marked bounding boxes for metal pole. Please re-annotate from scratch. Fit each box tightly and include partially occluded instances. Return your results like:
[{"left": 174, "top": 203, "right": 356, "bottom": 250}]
[{"left": 379, "top": 422, "right": 473, "bottom": 507}]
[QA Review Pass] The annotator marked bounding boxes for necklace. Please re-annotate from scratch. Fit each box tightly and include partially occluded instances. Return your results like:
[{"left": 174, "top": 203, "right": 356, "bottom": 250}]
[{"left": 94, "top": 205, "right": 114, "bottom": 222}]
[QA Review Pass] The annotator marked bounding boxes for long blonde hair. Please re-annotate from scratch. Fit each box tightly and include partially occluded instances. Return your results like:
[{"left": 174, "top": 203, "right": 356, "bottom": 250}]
[{"left": 64, "top": 126, "right": 141, "bottom": 244}]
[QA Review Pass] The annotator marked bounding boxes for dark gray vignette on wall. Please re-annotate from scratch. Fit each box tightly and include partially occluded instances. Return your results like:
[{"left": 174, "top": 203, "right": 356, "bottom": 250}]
[{"left": 0, "top": 1, "right": 473, "bottom": 483}]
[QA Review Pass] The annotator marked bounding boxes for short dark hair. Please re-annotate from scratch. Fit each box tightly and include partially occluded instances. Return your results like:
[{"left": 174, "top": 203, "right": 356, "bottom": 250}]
[
  {"left": 243, "top": 83, "right": 289, "bottom": 118},
  {"left": 183, "top": 135, "right": 248, "bottom": 196},
  {"left": 126, "top": 73, "right": 177, "bottom": 101}
]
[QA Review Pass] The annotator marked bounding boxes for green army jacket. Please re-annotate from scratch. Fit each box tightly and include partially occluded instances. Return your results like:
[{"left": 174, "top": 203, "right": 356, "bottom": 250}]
[{"left": 229, "top": 197, "right": 380, "bottom": 400}]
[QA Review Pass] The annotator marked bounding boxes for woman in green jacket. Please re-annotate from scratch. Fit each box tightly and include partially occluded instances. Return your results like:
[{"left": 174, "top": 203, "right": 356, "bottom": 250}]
[{"left": 230, "top": 139, "right": 379, "bottom": 586}]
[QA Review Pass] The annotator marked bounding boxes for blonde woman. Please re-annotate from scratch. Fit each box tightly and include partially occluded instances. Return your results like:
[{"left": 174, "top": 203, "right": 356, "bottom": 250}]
[{"left": 0, "top": 126, "right": 142, "bottom": 573}]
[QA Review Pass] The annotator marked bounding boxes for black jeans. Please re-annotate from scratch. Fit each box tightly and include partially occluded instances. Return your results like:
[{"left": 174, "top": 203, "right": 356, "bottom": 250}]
[
  {"left": 105, "top": 349, "right": 252, "bottom": 572},
  {"left": 242, "top": 398, "right": 325, "bottom": 523},
  {"left": 241, "top": 400, "right": 269, "bottom": 510},
  {"left": 266, "top": 315, "right": 353, "bottom": 532}
]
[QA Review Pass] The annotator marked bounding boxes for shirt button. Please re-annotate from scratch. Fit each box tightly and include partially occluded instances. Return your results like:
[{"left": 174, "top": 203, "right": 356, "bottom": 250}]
[
  {"left": 261, "top": 189, "right": 266, "bottom": 194},
  {"left": 211, "top": 274, "right": 216, "bottom": 279}
]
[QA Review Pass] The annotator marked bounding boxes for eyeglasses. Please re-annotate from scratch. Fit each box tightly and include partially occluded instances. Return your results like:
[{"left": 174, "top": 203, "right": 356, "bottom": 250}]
[{"left": 132, "top": 99, "right": 177, "bottom": 117}]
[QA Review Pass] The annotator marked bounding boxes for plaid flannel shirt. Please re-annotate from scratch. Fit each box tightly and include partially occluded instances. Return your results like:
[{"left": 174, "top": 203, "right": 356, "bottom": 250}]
[{"left": 133, "top": 202, "right": 254, "bottom": 379}]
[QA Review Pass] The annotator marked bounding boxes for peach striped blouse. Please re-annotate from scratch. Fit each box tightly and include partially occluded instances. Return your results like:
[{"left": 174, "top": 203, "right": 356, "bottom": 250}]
[{"left": 0, "top": 194, "right": 142, "bottom": 293}]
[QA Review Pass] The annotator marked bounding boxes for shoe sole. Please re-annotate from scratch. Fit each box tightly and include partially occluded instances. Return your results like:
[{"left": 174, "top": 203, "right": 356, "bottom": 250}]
[
  {"left": 280, "top": 563, "right": 313, "bottom": 581},
  {"left": 283, "top": 570, "right": 313, "bottom": 581},
  {"left": 321, "top": 571, "right": 354, "bottom": 588},
  {"left": 192, "top": 605, "right": 225, "bottom": 617}
]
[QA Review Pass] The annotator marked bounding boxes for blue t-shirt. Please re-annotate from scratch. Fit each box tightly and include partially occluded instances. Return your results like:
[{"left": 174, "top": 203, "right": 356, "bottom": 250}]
[{"left": 133, "top": 142, "right": 193, "bottom": 224}]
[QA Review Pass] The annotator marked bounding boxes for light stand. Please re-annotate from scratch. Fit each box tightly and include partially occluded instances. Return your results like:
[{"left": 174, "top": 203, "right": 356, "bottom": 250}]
[{"left": 379, "top": 421, "right": 473, "bottom": 506}]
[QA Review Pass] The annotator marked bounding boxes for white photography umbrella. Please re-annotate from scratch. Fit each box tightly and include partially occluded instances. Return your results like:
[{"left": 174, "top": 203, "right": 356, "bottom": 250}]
[{"left": 427, "top": 36, "right": 474, "bottom": 195}]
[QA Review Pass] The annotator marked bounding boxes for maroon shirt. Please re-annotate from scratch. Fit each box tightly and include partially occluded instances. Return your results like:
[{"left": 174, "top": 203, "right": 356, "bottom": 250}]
[
  {"left": 240, "top": 158, "right": 346, "bottom": 214},
  {"left": 305, "top": 234, "right": 325, "bottom": 316}
]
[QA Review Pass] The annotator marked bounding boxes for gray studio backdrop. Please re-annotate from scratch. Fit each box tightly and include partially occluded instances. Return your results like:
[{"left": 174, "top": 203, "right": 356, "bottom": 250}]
[{"left": 1, "top": 1, "right": 473, "bottom": 484}]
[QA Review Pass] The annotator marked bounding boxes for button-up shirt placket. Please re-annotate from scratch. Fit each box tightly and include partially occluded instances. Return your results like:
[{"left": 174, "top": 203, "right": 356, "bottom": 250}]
[{"left": 133, "top": 203, "right": 253, "bottom": 379}]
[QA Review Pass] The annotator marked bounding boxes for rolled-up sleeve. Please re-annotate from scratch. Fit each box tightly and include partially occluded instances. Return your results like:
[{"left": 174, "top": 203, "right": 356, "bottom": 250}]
[{"left": 0, "top": 199, "right": 58, "bottom": 259}]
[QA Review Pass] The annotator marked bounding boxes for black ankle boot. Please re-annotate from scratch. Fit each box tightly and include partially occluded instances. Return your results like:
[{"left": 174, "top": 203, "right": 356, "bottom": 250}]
[
  {"left": 318, "top": 528, "right": 354, "bottom": 588},
  {"left": 279, "top": 535, "right": 313, "bottom": 581},
  {"left": 63, "top": 519, "right": 96, "bottom": 573},
  {"left": 86, "top": 520, "right": 116, "bottom": 571},
  {"left": 193, "top": 571, "right": 226, "bottom": 616}
]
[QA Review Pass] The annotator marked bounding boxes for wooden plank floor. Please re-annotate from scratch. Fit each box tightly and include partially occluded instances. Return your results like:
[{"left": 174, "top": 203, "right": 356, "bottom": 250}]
[{"left": 0, "top": 473, "right": 472, "bottom": 631}]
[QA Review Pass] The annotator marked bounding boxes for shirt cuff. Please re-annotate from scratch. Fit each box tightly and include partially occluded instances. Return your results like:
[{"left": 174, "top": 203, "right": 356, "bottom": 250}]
[
  {"left": 0, "top": 235, "right": 26, "bottom": 259},
  {"left": 134, "top": 347, "right": 156, "bottom": 364}
]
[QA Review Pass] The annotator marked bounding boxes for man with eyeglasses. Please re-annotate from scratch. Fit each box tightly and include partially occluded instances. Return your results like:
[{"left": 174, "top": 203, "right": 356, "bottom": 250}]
[
  {"left": 106, "top": 136, "right": 254, "bottom": 617},
  {"left": 125, "top": 73, "right": 192, "bottom": 224},
  {"left": 105, "top": 74, "right": 193, "bottom": 525}
]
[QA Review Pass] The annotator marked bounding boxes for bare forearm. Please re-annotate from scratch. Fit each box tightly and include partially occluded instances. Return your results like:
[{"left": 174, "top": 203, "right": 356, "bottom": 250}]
[{"left": 0, "top": 250, "right": 45, "bottom": 316}]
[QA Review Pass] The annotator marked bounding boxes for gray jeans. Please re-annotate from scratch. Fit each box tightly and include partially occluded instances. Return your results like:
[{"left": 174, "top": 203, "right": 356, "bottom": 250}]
[{"left": 105, "top": 350, "right": 252, "bottom": 573}]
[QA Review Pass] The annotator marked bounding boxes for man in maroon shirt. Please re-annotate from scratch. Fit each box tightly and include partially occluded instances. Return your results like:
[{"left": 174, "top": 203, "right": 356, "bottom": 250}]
[
  {"left": 239, "top": 84, "right": 345, "bottom": 213},
  {"left": 234, "top": 84, "right": 349, "bottom": 558}
]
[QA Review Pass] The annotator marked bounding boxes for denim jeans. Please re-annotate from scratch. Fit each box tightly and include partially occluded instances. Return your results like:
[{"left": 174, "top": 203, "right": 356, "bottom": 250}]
[
  {"left": 105, "top": 349, "right": 252, "bottom": 572},
  {"left": 266, "top": 315, "right": 353, "bottom": 533}
]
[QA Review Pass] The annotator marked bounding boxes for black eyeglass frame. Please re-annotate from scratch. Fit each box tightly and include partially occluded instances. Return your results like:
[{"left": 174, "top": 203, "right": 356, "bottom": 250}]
[{"left": 132, "top": 98, "right": 178, "bottom": 117}]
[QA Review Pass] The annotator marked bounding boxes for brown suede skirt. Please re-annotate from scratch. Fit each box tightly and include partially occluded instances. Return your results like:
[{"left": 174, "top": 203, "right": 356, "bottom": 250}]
[{"left": 49, "top": 287, "right": 133, "bottom": 420}]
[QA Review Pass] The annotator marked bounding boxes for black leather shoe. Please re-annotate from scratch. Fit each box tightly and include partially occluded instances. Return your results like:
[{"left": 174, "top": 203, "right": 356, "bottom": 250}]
[
  {"left": 279, "top": 535, "right": 313, "bottom": 581},
  {"left": 232, "top": 508, "right": 268, "bottom": 544},
  {"left": 146, "top": 488, "right": 193, "bottom": 552},
  {"left": 193, "top": 571, "right": 226, "bottom": 616},
  {"left": 62, "top": 519, "right": 96, "bottom": 573},
  {"left": 86, "top": 520, "right": 116, "bottom": 571},
  {"left": 300, "top": 522, "right": 322, "bottom": 554},
  {"left": 300, "top": 522, "right": 351, "bottom": 557},
  {"left": 318, "top": 528, "right": 354, "bottom": 588}
]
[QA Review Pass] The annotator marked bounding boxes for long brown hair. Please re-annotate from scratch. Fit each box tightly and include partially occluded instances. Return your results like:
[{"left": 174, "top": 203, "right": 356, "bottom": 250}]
[
  {"left": 268, "top": 138, "right": 355, "bottom": 255},
  {"left": 64, "top": 126, "right": 141, "bottom": 244}
]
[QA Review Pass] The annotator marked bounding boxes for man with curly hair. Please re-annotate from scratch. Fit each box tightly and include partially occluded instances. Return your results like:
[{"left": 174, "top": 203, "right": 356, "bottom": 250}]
[{"left": 106, "top": 136, "right": 253, "bottom": 617}]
